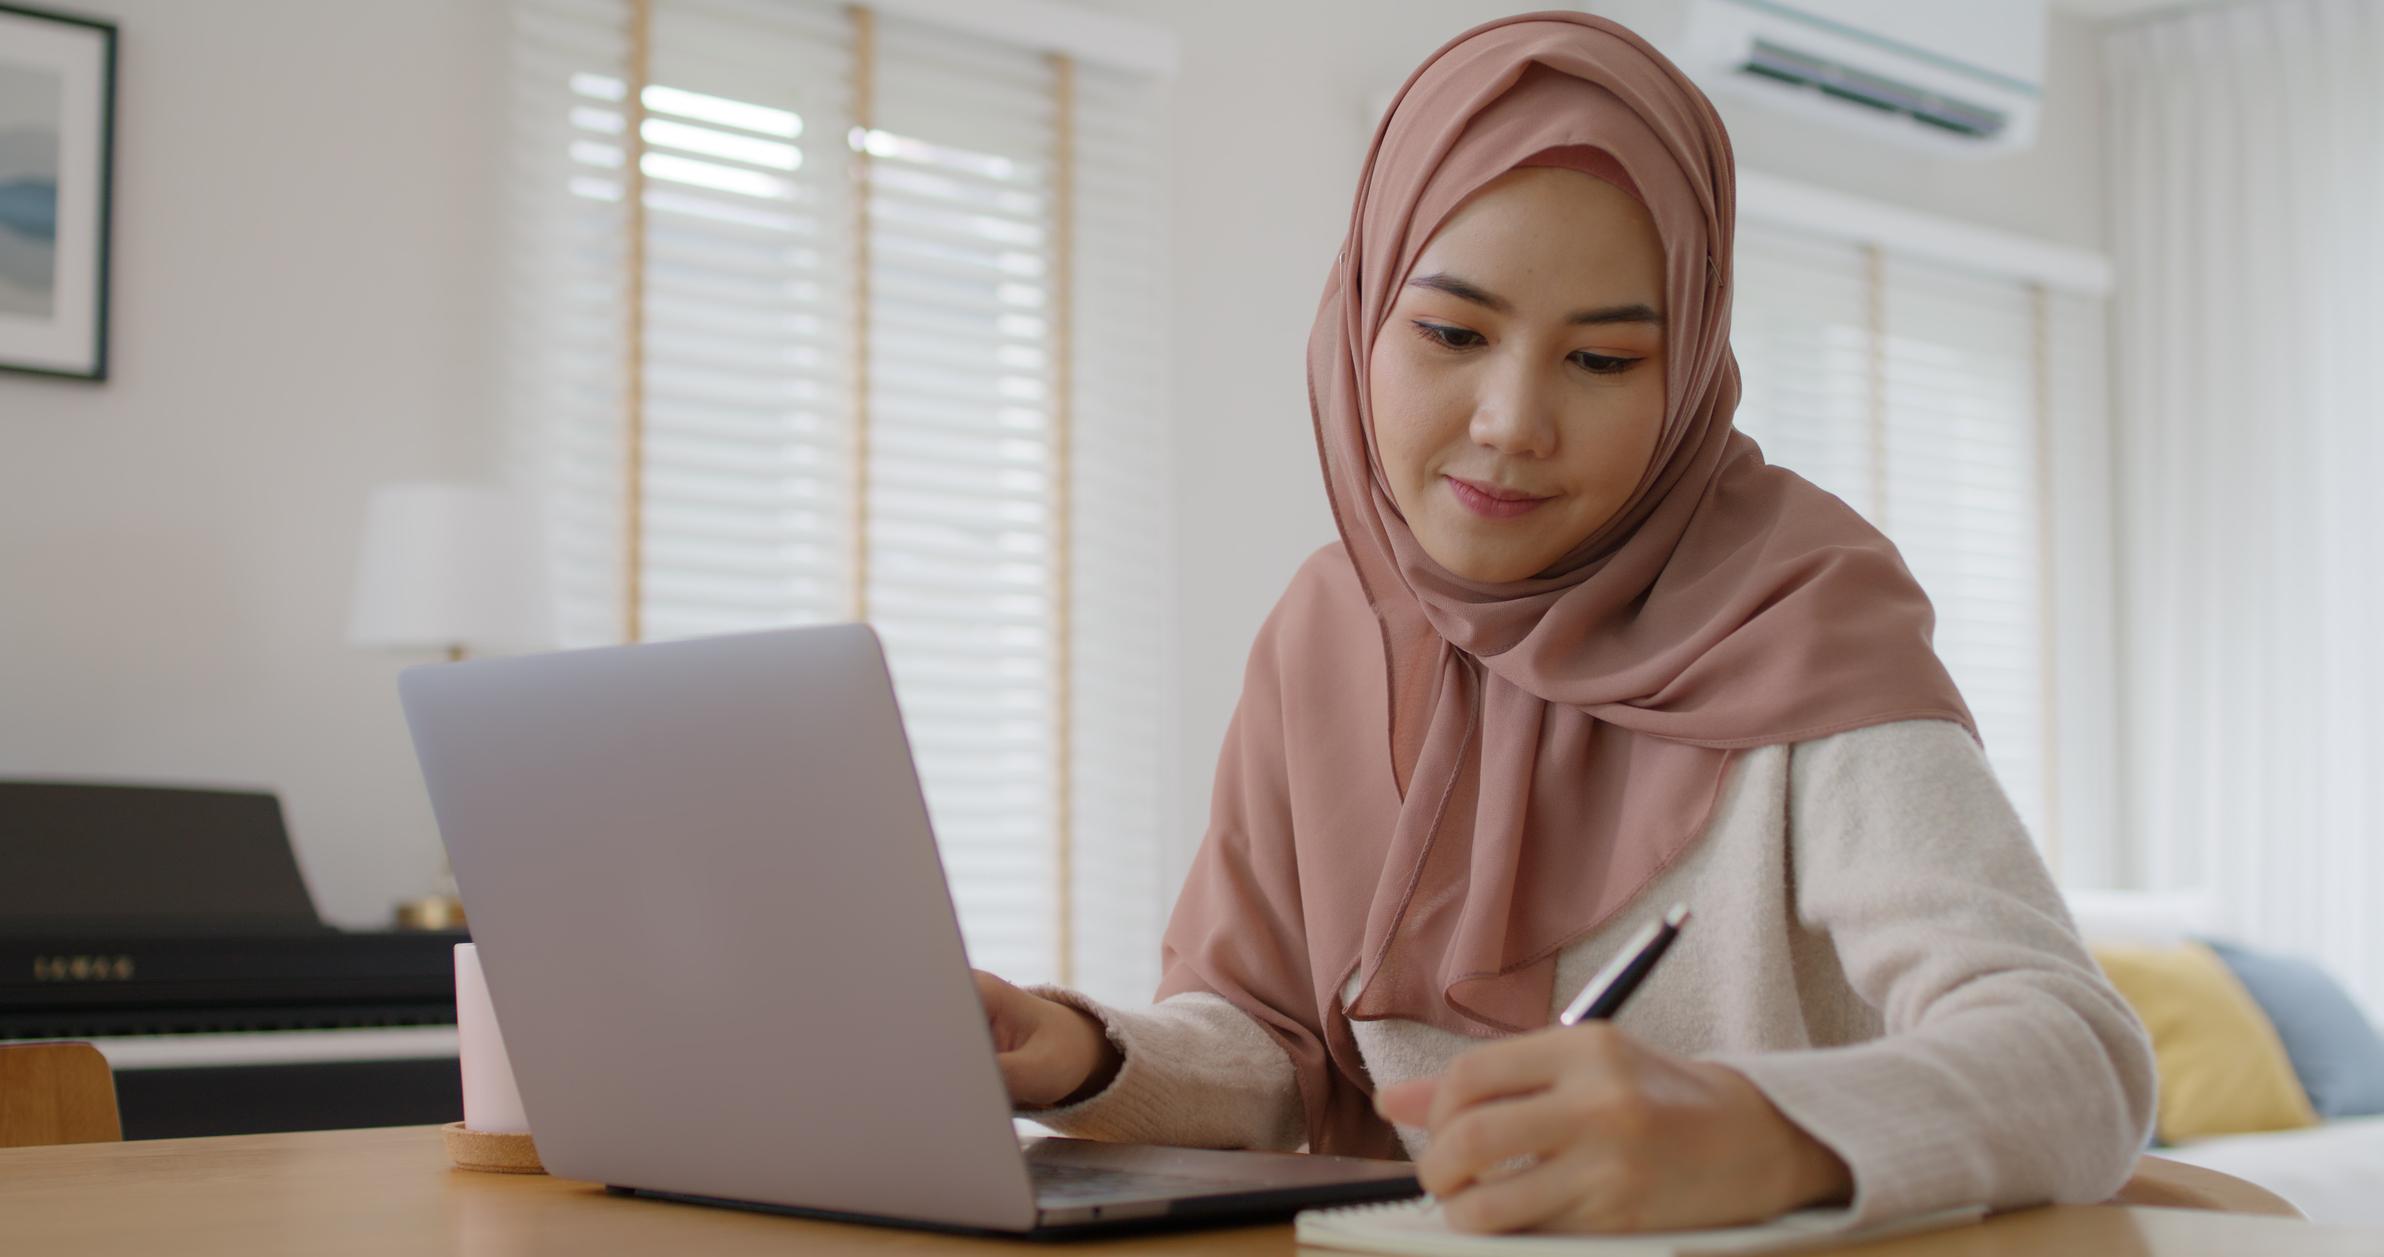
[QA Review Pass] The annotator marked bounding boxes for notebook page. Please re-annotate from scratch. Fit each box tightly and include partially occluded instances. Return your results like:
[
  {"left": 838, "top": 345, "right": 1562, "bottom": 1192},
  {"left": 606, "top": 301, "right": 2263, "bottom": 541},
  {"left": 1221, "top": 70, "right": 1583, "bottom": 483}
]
[{"left": 1293, "top": 1196, "right": 1987, "bottom": 1257}]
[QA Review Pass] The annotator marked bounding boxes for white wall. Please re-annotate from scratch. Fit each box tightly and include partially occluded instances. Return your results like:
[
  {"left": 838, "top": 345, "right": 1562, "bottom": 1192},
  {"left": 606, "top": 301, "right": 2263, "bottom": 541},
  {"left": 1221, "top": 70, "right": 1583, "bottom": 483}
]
[
  {"left": 0, "top": 0, "right": 506, "bottom": 925},
  {"left": 0, "top": 0, "right": 2113, "bottom": 933}
]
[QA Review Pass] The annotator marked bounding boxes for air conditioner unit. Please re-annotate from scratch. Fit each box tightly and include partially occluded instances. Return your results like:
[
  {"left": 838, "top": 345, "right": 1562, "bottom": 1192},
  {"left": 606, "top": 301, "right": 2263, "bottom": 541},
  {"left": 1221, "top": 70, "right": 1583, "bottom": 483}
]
[{"left": 1679, "top": 0, "right": 2047, "bottom": 156}]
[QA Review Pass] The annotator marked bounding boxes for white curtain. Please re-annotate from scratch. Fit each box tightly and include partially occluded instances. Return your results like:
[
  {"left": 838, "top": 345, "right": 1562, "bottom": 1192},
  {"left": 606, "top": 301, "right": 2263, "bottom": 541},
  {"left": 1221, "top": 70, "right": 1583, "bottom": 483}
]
[{"left": 2104, "top": 0, "right": 2384, "bottom": 1013}]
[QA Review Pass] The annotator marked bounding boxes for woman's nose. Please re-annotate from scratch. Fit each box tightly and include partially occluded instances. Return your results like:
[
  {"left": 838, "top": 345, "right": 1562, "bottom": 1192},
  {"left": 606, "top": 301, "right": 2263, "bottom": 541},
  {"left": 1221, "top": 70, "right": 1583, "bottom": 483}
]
[{"left": 1468, "top": 362, "right": 1560, "bottom": 458}]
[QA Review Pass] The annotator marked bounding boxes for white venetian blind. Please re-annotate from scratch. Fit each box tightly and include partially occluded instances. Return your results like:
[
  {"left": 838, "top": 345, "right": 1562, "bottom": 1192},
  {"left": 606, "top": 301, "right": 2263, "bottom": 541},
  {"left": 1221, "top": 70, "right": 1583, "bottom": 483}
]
[
  {"left": 1877, "top": 256, "right": 2046, "bottom": 848},
  {"left": 504, "top": 0, "right": 1174, "bottom": 1001},
  {"left": 637, "top": 0, "right": 857, "bottom": 642},
  {"left": 1056, "top": 58, "right": 1172, "bottom": 1004},
  {"left": 505, "top": 0, "right": 635, "bottom": 650},
  {"left": 1732, "top": 221, "right": 2106, "bottom": 850},
  {"left": 1729, "top": 229, "right": 1870, "bottom": 510}
]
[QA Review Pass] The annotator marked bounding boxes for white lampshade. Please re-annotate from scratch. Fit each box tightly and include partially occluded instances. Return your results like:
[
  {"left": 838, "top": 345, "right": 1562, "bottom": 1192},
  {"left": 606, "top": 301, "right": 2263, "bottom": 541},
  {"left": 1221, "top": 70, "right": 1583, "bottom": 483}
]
[{"left": 347, "top": 482, "right": 554, "bottom": 654}]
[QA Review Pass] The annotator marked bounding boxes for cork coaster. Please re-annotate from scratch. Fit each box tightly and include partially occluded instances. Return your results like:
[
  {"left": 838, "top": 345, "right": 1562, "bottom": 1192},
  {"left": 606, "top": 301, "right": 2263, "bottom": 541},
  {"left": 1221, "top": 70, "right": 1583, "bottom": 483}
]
[{"left": 441, "top": 1120, "right": 546, "bottom": 1174}]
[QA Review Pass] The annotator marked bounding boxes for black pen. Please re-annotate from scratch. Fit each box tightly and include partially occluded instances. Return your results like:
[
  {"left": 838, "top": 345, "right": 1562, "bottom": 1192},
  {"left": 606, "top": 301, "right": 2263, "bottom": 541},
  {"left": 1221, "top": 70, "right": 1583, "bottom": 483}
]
[{"left": 1557, "top": 902, "right": 1690, "bottom": 1026}]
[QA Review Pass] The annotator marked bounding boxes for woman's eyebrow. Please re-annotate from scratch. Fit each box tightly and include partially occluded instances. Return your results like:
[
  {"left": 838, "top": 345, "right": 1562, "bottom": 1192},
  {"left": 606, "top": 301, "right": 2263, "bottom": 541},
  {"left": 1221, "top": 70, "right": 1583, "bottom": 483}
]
[{"left": 1407, "top": 272, "right": 1663, "bottom": 326}]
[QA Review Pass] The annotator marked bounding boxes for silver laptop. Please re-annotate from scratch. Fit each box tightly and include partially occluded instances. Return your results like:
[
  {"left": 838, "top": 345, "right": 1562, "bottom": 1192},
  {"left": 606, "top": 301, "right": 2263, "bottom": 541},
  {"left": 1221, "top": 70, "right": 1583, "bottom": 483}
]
[{"left": 397, "top": 623, "right": 1419, "bottom": 1237}]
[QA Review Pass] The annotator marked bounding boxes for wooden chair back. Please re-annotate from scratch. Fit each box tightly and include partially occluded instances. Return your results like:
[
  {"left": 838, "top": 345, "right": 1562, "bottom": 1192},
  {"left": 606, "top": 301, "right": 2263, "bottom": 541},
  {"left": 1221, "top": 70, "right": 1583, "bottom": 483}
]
[
  {"left": 2109, "top": 1153, "right": 2303, "bottom": 1218},
  {"left": 0, "top": 1041, "right": 124, "bottom": 1148}
]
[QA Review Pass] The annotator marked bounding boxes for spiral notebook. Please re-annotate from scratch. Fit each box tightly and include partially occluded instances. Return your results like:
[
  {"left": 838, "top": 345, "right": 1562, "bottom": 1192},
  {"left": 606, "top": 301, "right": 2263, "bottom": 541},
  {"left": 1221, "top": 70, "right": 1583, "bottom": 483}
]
[{"left": 1293, "top": 1196, "right": 1987, "bottom": 1256}]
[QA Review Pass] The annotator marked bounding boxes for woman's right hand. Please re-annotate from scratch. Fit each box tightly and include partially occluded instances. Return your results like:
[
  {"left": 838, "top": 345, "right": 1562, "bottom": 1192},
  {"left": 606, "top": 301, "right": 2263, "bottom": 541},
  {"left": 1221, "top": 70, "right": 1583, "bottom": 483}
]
[{"left": 972, "top": 968, "right": 1125, "bottom": 1109}]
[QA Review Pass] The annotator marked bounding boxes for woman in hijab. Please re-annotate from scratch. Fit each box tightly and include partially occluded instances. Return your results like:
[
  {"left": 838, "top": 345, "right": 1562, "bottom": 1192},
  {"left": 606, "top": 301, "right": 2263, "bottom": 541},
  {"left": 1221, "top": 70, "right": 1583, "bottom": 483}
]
[{"left": 971, "top": 10, "right": 2156, "bottom": 1235}]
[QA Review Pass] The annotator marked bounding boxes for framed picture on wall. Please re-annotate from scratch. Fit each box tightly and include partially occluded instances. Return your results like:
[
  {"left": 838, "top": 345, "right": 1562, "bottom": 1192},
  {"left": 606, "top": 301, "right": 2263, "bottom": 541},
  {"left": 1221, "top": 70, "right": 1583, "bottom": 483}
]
[{"left": 0, "top": 2, "right": 115, "bottom": 381}]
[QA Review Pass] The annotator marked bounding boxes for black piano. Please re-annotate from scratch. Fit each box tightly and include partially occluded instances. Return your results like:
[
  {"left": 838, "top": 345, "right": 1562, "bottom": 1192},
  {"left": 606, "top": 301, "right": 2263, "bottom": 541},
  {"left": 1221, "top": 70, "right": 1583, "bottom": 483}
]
[{"left": 1, "top": 781, "right": 465, "bottom": 1138}]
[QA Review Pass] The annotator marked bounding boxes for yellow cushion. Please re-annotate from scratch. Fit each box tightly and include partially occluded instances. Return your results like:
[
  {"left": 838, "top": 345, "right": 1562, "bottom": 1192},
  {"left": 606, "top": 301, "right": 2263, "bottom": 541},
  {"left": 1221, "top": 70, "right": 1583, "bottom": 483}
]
[{"left": 2093, "top": 940, "right": 2319, "bottom": 1143}]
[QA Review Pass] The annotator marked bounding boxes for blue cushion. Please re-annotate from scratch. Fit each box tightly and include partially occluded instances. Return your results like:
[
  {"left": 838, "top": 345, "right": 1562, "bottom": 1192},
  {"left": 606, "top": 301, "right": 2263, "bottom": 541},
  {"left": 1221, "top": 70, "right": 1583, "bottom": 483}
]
[{"left": 2202, "top": 937, "right": 2384, "bottom": 1119}]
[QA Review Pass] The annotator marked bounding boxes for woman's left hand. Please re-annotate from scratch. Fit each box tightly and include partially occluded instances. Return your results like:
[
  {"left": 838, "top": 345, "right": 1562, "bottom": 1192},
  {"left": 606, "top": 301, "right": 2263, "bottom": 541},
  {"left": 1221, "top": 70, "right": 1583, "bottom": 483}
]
[{"left": 1372, "top": 1022, "right": 1853, "bottom": 1234}]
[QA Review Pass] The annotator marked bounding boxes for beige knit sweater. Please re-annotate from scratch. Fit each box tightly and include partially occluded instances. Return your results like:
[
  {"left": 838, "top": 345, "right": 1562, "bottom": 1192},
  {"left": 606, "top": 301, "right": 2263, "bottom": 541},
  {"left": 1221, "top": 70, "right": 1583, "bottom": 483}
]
[{"left": 1022, "top": 716, "right": 2157, "bottom": 1227}]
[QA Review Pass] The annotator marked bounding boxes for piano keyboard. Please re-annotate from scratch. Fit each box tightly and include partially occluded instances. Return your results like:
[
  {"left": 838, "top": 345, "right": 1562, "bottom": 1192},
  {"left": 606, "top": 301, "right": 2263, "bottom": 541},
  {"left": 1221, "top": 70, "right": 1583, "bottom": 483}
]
[{"left": 68, "top": 1026, "right": 461, "bottom": 1071}]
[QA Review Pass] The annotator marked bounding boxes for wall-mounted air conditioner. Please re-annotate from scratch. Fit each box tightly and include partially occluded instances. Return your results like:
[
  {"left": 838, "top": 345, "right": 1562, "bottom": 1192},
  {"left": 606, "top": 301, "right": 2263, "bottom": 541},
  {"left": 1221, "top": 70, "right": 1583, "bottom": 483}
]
[{"left": 1679, "top": 0, "right": 2048, "bottom": 156}]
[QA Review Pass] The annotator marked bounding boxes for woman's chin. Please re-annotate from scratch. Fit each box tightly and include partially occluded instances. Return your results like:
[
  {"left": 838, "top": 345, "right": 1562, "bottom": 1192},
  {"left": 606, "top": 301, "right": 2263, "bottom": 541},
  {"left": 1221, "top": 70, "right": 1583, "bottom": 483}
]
[{"left": 1420, "top": 529, "right": 1559, "bottom": 585}]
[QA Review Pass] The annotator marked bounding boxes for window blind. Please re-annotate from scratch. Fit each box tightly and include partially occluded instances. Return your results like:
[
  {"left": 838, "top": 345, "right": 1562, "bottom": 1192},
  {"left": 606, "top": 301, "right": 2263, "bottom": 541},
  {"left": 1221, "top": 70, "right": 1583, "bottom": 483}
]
[
  {"left": 1732, "top": 222, "right": 2104, "bottom": 850},
  {"left": 1878, "top": 256, "right": 2047, "bottom": 848},
  {"left": 504, "top": 0, "right": 1173, "bottom": 1001},
  {"left": 1056, "top": 58, "right": 1171, "bottom": 1004}
]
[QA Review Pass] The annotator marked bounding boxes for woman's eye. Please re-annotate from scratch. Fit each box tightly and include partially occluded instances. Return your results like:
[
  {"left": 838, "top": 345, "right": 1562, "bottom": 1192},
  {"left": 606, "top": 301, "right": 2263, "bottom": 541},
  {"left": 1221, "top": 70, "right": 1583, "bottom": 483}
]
[
  {"left": 1571, "top": 351, "right": 1638, "bottom": 375},
  {"left": 1412, "top": 321, "right": 1483, "bottom": 350}
]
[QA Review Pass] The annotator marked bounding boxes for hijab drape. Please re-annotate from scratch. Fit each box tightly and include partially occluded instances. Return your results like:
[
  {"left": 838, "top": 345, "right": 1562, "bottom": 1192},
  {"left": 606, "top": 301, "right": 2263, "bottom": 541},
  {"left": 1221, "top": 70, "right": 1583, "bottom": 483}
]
[{"left": 1155, "top": 10, "right": 1977, "bottom": 1159}]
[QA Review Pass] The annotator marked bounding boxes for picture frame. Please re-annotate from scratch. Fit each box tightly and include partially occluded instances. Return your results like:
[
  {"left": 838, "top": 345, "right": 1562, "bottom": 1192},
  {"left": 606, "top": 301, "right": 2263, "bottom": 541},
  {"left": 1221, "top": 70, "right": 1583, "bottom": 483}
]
[{"left": 0, "top": 2, "right": 115, "bottom": 381}]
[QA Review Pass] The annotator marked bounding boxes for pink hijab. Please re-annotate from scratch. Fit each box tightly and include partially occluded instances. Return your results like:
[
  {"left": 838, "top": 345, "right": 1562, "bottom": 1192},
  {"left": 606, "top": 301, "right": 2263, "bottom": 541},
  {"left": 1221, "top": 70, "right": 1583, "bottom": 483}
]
[{"left": 1154, "top": 12, "right": 1976, "bottom": 1159}]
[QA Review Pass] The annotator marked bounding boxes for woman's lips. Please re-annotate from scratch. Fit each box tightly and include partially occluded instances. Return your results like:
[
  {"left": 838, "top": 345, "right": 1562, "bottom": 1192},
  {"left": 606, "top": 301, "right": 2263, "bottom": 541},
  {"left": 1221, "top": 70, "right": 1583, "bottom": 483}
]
[{"left": 1446, "top": 475, "right": 1552, "bottom": 520}]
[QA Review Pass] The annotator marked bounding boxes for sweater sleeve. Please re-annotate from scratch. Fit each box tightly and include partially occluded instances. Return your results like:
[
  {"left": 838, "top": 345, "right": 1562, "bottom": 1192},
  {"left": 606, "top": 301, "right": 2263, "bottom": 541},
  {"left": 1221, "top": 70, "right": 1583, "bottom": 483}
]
[
  {"left": 1703, "top": 718, "right": 2158, "bottom": 1226},
  {"left": 1012, "top": 985, "right": 1307, "bottom": 1152}
]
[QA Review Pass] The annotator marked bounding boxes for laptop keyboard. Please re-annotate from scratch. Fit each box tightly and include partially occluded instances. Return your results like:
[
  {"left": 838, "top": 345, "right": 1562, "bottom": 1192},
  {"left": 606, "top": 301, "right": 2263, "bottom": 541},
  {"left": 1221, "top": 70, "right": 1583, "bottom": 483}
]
[{"left": 1028, "top": 1160, "right": 1248, "bottom": 1202}]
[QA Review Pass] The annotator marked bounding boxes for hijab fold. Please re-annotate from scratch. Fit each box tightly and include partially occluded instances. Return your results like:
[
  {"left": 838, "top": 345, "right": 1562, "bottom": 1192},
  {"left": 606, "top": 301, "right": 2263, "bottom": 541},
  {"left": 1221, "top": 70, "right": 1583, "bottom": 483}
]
[{"left": 1155, "top": 11, "right": 1976, "bottom": 1159}]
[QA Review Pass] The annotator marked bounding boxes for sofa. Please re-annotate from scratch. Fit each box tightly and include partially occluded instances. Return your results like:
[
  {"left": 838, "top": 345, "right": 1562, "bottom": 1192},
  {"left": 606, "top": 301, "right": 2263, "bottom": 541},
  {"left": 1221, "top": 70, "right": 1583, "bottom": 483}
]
[{"left": 2067, "top": 890, "right": 2384, "bottom": 1226}]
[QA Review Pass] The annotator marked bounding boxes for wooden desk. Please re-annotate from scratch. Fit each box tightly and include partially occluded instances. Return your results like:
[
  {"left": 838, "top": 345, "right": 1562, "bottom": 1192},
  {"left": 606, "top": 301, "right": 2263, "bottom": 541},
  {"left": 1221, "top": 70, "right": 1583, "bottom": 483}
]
[{"left": 4, "top": 1126, "right": 2381, "bottom": 1256}]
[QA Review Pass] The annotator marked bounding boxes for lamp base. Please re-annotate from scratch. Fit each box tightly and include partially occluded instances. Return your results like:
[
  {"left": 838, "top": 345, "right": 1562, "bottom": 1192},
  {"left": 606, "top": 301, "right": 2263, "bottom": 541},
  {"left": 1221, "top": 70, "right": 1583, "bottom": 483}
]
[{"left": 393, "top": 893, "right": 468, "bottom": 931}]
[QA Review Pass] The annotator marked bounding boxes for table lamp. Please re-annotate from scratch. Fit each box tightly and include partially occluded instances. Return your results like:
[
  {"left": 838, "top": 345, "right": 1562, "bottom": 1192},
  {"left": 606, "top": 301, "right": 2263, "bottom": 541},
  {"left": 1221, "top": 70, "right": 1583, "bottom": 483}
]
[{"left": 348, "top": 481, "right": 554, "bottom": 929}]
